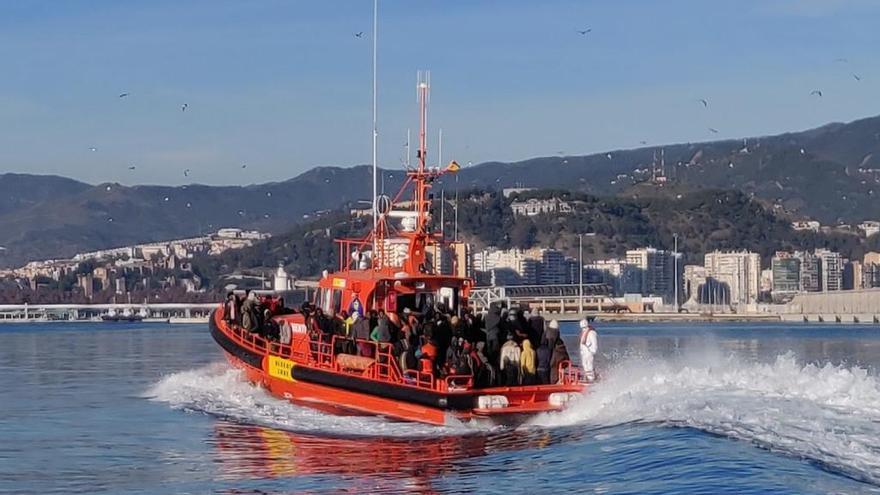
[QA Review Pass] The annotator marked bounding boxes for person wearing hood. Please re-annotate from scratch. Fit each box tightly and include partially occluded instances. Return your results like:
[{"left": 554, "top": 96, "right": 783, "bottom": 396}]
[
  {"left": 520, "top": 339, "right": 537, "bottom": 385},
  {"left": 240, "top": 290, "right": 261, "bottom": 332},
  {"left": 499, "top": 334, "right": 522, "bottom": 386},
  {"left": 541, "top": 318, "right": 560, "bottom": 348},
  {"left": 527, "top": 309, "right": 545, "bottom": 348},
  {"left": 536, "top": 340, "right": 552, "bottom": 384},
  {"left": 578, "top": 319, "right": 598, "bottom": 382},
  {"left": 475, "top": 341, "right": 496, "bottom": 387},
  {"left": 508, "top": 310, "right": 529, "bottom": 343},
  {"left": 484, "top": 305, "right": 503, "bottom": 364},
  {"left": 549, "top": 336, "right": 570, "bottom": 384},
  {"left": 351, "top": 311, "right": 373, "bottom": 357}
]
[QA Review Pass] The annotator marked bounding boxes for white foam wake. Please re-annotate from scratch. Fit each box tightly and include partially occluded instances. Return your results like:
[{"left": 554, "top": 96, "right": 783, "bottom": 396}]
[
  {"left": 530, "top": 350, "right": 880, "bottom": 484},
  {"left": 145, "top": 363, "right": 485, "bottom": 437}
]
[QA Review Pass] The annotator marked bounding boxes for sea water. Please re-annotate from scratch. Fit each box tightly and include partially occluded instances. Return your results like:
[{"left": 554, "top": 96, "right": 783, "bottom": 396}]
[{"left": 2, "top": 321, "right": 880, "bottom": 494}]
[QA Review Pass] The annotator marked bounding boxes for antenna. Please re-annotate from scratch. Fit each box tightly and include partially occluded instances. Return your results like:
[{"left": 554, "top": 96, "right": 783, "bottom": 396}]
[
  {"left": 652, "top": 150, "right": 657, "bottom": 182},
  {"left": 661, "top": 148, "right": 666, "bottom": 177},
  {"left": 371, "top": 0, "right": 378, "bottom": 253},
  {"left": 440, "top": 188, "right": 445, "bottom": 240},
  {"left": 438, "top": 128, "right": 443, "bottom": 170},
  {"left": 406, "top": 128, "right": 411, "bottom": 169}
]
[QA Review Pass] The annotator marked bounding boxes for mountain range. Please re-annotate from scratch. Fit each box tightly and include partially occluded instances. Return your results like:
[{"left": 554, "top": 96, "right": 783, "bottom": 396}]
[{"left": 3, "top": 114, "right": 880, "bottom": 267}]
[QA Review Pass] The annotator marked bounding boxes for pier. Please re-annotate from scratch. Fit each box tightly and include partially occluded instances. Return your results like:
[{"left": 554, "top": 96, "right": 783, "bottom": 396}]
[{"left": 0, "top": 302, "right": 217, "bottom": 323}]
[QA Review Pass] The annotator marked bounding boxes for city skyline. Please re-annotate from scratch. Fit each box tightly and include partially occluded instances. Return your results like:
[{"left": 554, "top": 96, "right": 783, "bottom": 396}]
[{"left": 1, "top": 0, "right": 879, "bottom": 186}]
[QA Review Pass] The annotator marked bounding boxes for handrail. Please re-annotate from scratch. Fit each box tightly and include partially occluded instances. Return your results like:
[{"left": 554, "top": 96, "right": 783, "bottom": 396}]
[
  {"left": 219, "top": 310, "right": 481, "bottom": 392},
  {"left": 558, "top": 360, "right": 587, "bottom": 385}
]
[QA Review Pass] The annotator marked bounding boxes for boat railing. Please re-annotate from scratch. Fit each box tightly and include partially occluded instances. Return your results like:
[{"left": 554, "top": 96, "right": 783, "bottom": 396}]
[
  {"left": 221, "top": 312, "right": 507, "bottom": 393},
  {"left": 558, "top": 360, "right": 588, "bottom": 385}
]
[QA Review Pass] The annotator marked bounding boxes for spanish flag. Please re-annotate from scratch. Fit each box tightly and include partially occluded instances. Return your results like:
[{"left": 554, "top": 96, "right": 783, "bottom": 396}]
[{"left": 446, "top": 160, "right": 461, "bottom": 173}]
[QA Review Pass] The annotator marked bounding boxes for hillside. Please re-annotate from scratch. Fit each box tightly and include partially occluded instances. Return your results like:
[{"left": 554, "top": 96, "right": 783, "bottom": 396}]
[
  {"left": 4, "top": 114, "right": 880, "bottom": 266},
  {"left": 192, "top": 188, "right": 873, "bottom": 286},
  {"left": 0, "top": 167, "right": 381, "bottom": 266},
  {"left": 456, "top": 115, "right": 880, "bottom": 225}
]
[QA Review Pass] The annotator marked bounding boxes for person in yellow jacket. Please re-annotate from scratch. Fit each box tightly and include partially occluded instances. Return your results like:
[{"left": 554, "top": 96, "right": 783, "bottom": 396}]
[{"left": 520, "top": 339, "right": 537, "bottom": 385}]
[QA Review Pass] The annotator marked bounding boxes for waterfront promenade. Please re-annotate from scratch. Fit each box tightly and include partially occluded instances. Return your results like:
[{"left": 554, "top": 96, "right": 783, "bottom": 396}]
[{"left": 0, "top": 302, "right": 215, "bottom": 323}]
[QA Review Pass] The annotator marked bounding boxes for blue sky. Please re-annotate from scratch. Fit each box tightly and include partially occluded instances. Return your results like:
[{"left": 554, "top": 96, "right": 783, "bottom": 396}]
[{"left": 0, "top": 0, "right": 878, "bottom": 186}]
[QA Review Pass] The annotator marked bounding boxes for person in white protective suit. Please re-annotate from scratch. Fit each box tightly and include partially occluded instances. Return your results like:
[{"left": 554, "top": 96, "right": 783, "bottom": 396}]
[{"left": 578, "top": 319, "right": 598, "bottom": 382}]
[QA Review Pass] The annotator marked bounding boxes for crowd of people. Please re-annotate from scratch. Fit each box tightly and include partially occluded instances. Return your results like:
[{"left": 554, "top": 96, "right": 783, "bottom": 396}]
[{"left": 222, "top": 290, "right": 599, "bottom": 387}]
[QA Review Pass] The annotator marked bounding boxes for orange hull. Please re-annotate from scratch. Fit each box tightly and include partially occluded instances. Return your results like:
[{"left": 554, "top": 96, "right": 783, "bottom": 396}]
[{"left": 211, "top": 309, "right": 587, "bottom": 426}]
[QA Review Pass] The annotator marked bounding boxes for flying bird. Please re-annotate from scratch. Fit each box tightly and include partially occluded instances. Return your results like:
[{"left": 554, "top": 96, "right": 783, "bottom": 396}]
[
  {"left": 354, "top": 31, "right": 364, "bottom": 38},
  {"left": 128, "top": 165, "right": 136, "bottom": 170},
  {"left": 577, "top": 28, "right": 592, "bottom": 35},
  {"left": 810, "top": 90, "right": 823, "bottom": 97},
  {"left": 241, "top": 164, "right": 247, "bottom": 169},
  {"left": 834, "top": 58, "right": 848, "bottom": 63},
  {"left": 698, "top": 98, "right": 708, "bottom": 108},
  {"left": 118, "top": 93, "right": 130, "bottom": 98},
  {"left": 639, "top": 140, "right": 648, "bottom": 145},
  {"left": 183, "top": 169, "right": 190, "bottom": 177},
  {"left": 708, "top": 127, "right": 719, "bottom": 134},
  {"left": 853, "top": 73, "right": 862, "bottom": 81},
  {"left": 181, "top": 103, "right": 188, "bottom": 112},
  {"left": 89, "top": 147, "right": 97, "bottom": 152}
]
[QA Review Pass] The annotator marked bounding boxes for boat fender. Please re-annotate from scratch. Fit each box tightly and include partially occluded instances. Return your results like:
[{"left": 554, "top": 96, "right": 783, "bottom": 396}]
[{"left": 280, "top": 322, "right": 292, "bottom": 345}]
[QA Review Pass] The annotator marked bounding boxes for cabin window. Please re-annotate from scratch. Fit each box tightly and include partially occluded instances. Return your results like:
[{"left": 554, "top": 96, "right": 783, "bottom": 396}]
[
  {"left": 438, "top": 287, "right": 460, "bottom": 313},
  {"left": 320, "top": 288, "right": 333, "bottom": 313},
  {"left": 331, "top": 289, "right": 343, "bottom": 314},
  {"left": 397, "top": 294, "right": 416, "bottom": 313}
]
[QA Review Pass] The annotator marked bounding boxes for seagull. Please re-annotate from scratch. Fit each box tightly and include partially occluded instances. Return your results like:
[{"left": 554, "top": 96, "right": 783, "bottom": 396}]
[
  {"left": 354, "top": 31, "right": 364, "bottom": 38},
  {"left": 108, "top": 217, "right": 114, "bottom": 222},
  {"left": 118, "top": 93, "right": 130, "bottom": 98},
  {"left": 164, "top": 196, "right": 170, "bottom": 202},
  {"left": 834, "top": 58, "right": 848, "bottom": 63},
  {"left": 128, "top": 165, "right": 136, "bottom": 170},
  {"left": 698, "top": 98, "right": 709, "bottom": 108},
  {"left": 241, "top": 164, "right": 247, "bottom": 169},
  {"left": 810, "top": 90, "right": 823, "bottom": 97},
  {"left": 577, "top": 28, "right": 592, "bottom": 35},
  {"left": 237, "top": 209, "right": 244, "bottom": 216},
  {"left": 183, "top": 169, "right": 190, "bottom": 177},
  {"left": 185, "top": 202, "right": 192, "bottom": 208},
  {"left": 89, "top": 147, "right": 97, "bottom": 152},
  {"left": 639, "top": 140, "right": 647, "bottom": 145},
  {"left": 853, "top": 74, "right": 862, "bottom": 81},
  {"left": 606, "top": 153, "right": 612, "bottom": 160},
  {"left": 266, "top": 191, "right": 272, "bottom": 197},
  {"left": 708, "top": 127, "right": 719, "bottom": 134},
  {"left": 181, "top": 103, "right": 188, "bottom": 112}
]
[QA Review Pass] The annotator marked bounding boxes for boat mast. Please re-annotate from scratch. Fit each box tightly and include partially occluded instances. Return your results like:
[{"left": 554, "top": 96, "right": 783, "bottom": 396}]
[{"left": 371, "top": 0, "right": 379, "bottom": 254}]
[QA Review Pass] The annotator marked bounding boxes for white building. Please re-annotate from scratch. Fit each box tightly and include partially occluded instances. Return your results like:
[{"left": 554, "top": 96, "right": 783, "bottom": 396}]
[
  {"left": 625, "top": 247, "right": 683, "bottom": 304},
  {"left": 791, "top": 220, "right": 821, "bottom": 232},
  {"left": 510, "top": 198, "right": 573, "bottom": 217},
  {"left": 858, "top": 221, "right": 880, "bottom": 238},
  {"left": 273, "top": 263, "right": 293, "bottom": 291},
  {"left": 502, "top": 187, "right": 536, "bottom": 198},
  {"left": 703, "top": 250, "right": 761, "bottom": 305},
  {"left": 815, "top": 248, "right": 843, "bottom": 291}
]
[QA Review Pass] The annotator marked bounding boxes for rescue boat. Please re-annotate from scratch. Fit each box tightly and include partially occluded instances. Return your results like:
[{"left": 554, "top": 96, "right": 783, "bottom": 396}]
[{"left": 209, "top": 75, "right": 588, "bottom": 426}]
